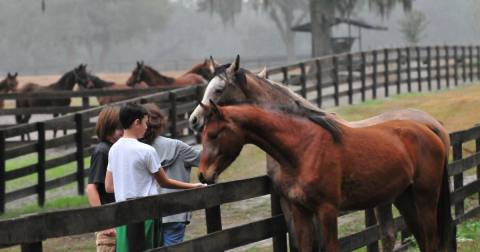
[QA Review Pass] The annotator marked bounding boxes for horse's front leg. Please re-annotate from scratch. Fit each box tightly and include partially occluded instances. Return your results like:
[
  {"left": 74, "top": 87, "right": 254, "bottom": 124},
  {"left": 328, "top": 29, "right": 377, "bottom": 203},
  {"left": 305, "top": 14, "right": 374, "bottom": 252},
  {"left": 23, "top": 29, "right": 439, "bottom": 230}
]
[
  {"left": 291, "top": 203, "right": 314, "bottom": 252},
  {"left": 375, "top": 203, "right": 397, "bottom": 252},
  {"left": 278, "top": 196, "right": 299, "bottom": 251},
  {"left": 317, "top": 203, "right": 339, "bottom": 252}
]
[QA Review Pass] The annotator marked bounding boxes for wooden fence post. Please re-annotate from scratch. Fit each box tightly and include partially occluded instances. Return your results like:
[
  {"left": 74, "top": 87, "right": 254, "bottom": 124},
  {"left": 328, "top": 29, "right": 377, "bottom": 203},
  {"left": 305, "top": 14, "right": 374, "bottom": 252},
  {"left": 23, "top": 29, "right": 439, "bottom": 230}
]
[
  {"left": 361, "top": 52, "right": 367, "bottom": 101},
  {"left": 169, "top": 92, "right": 177, "bottom": 139},
  {"left": 406, "top": 47, "right": 412, "bottom": 92},
  {"left": 127, "top": 221, "right": 146, "bottom": 252},
  {"left": 454, "top": 46, "right": 458, "bottom": 86},
  {"left": 372, "top": 51, "right": 377, "bottom": 99},
  {"left": 75, "top": 113, "right": 85, "bottom": 196},
  {"left": 195, "top": 85, "right": 204, "bottom": 144},
  {"left": 82, "top": 96, "right": 89, "bottom": 109},
  {"left": 300, "top": 63, "right": 307, "bottom": 98},
  {"left": 270, "top": 184, "right": 288, "bottom": 252},
  {"left": 453, "top": 143, "right": 464, "bottom": 217},
  {"left": 445, "top": 46, "right": 450, "bottom": 88},
  {"left": 469, "top": 45, "right": 474, "bottom": 81},
  {"left": 416, "top": 47, "right": 422, "bottom": 92},
  {"left": 477, "top": 46, "right": 480, "bottom": 80},
  {"left": 427, "top": 46, "right": 432, "bottom": 91},
  {"left": 282, "top": 67, "right": 288, "bottom": 85},
  {"left": 347, "top": 54, "right": 353, "bottom": 104},
  {"left": 37, "top": 122, "right": 46, "bottom": 207},
  {"left": 333, "top": 56, "right": 339, "bottom": 106},
  {"left": 316, "top": 59, "right": 323, "bottom": 108},
  {"left": 435, "top": 46, "right": 440, "bottom": 90},
  {"left": 21, "top": 242, "right": 43, "bottom": 252},
  {"left": 384, "top": 49, "right": 389, "bottom": 97},
  {"left": 0, "top": 130, "right": 5, "bottom": 214},
  {"left": 476, "top": 124, "right": 480, "bottom": 204},
  {"left": 462, "top": 46, "right": 467, "bottom": 82},
  {"left": 365, "top": 209, "right": 379, "bottom": 252},
  {"left": 396, "top": 48, "right": 401, "bottom": 95}
]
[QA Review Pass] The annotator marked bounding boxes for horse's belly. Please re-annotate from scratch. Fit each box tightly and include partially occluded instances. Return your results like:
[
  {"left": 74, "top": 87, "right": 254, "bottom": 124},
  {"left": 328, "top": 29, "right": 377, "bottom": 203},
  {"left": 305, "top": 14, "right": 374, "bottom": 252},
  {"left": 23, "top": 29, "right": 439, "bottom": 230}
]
[{"left": 339, "top": 165, "right": 412, "bottom": 210}]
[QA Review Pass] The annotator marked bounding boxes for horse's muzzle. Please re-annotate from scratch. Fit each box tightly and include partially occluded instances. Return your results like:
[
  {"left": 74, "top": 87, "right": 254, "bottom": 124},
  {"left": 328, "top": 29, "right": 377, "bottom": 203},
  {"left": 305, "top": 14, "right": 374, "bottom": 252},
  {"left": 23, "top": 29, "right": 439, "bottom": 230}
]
[{"left": 198, "top": 171, "right": 216, "bottom": 185}]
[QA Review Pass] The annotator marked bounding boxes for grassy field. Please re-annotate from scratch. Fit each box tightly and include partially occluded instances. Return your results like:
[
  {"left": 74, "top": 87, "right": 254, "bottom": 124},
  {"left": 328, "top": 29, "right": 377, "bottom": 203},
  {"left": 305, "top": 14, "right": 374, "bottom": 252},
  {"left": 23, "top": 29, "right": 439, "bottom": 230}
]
[{"left": 2, "top": 82, "right": 480, "bottom": 251}]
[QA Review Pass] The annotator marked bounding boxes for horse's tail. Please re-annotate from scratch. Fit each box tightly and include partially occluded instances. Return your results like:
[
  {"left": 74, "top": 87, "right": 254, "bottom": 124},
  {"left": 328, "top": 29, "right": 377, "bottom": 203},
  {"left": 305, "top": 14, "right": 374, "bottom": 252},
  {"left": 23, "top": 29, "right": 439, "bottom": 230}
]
[{"left": 437, "top": 155, "right": 455, "bottom": 251}]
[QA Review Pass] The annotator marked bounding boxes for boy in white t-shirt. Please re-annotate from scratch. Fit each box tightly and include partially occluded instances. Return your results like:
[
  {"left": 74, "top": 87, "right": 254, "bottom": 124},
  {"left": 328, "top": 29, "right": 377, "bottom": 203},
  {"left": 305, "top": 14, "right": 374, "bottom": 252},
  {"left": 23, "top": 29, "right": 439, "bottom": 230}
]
[{"left": 105, "top": 102, "right": 204, "bottom": 251}]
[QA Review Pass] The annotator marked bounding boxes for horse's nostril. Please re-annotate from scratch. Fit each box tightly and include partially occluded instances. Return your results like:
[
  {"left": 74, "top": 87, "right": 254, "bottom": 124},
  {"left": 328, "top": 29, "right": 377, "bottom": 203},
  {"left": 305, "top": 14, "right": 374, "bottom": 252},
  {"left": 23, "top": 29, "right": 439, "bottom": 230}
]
[
  {"left": 199, "top": 172, "right": 205, "bottom": 184},
  {"left": 191, "top": 117, "right": 197, "bottom": 125}
]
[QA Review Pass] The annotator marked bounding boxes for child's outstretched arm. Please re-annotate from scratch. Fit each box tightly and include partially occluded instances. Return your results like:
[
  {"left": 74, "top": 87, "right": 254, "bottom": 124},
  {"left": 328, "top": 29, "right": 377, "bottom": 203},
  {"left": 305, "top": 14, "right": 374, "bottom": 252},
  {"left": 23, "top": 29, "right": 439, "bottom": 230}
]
[
  {"left": 105, "top": 171, "right": 115, "bottom": 193},
  {"left": 153, "top": 168, "right": 205, "bottom": 189}
]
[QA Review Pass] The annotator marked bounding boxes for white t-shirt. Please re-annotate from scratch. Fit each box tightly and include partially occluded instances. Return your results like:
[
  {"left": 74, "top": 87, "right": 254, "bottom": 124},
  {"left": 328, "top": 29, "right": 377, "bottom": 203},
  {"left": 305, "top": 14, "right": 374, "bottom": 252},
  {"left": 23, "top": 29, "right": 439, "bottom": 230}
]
[{"left": 107, "top": 138, "right": 160, "bottom": 202}]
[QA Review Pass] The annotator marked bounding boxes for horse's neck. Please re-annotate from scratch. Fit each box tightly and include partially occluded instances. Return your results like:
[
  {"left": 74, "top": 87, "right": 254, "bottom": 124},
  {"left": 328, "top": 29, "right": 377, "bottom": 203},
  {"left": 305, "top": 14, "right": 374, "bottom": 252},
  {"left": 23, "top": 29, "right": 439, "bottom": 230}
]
[
  {"left": 234, "top": 108, "right": 315, "bottom": 169},
  {"left": 52, "top": 73, "right": 76, "bottom": 90},
  {"left": 92, "top": 76, "right": 114, "bottom": 88},
  {"left": 145, "top": 71, "right": 173, "bottom": 86}
]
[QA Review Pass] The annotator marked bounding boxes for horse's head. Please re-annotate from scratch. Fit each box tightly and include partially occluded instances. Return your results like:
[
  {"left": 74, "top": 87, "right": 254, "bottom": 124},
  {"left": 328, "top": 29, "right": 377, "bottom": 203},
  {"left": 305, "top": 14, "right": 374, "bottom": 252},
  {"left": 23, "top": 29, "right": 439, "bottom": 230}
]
[
  {"left": 189, "top": 55, "right": 250, "bottom": 132},
  {"left": 73, "top": 64, "right": 93, "bottom": 89},
  {"left": 126, "top": 61, "right": 144, "bottom": 87},
  {"left": 197, "top": 100, "right": 245, "bottom": 184},
  {"left": 6, "top": 72, "right": 18, "bottom": 91}
]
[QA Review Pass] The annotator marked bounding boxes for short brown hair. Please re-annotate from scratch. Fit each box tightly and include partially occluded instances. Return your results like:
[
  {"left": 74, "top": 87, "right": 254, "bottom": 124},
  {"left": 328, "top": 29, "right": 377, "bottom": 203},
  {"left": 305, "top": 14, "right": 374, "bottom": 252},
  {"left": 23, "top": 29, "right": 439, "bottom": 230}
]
[
  {"left": 96, "top": 106, "right": 121, "bottom": 142},
  {"left": 140, "top": 103, "right": 167, "bottom": 145}
]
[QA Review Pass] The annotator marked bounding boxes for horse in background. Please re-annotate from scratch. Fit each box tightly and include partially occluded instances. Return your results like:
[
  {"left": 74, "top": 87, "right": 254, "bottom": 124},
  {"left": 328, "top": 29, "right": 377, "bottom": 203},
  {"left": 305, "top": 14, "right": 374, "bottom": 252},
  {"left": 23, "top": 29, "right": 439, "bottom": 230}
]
[
  {"left": 78, "top": 73, "right": 149, "bottom": 105},
  {"left": 0, "top": 72, "right": 19, "bottom": 108},
  {"left": 180, "top": 59, "right": 214, "bottom": 81},
  {"left": 198, "top": 101, "right": 453, "bottom": 252},
  {"left": 16, "top": 64, "right": 91, "bottom": 140},
  {"left": 189, "top": 55, "right": 454, "bottom": 252},
  {"left": 126, "top": 61, "right": 205, "bottom": 88}
]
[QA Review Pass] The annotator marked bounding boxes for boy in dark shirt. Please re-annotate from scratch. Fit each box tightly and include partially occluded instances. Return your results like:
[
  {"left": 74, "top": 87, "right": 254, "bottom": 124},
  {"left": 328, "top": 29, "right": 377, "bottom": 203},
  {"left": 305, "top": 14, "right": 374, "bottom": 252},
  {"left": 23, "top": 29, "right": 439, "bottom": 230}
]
[{"left": 86, "top": 106, "right": 124, "bottom": 252}]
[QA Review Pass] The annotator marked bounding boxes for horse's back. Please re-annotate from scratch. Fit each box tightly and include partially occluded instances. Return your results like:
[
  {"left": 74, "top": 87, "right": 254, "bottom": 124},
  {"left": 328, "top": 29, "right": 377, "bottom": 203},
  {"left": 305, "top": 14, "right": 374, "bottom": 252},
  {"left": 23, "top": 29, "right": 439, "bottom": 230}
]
[{"left": 174, "top": 73, "right": 205, "bottom": 86}]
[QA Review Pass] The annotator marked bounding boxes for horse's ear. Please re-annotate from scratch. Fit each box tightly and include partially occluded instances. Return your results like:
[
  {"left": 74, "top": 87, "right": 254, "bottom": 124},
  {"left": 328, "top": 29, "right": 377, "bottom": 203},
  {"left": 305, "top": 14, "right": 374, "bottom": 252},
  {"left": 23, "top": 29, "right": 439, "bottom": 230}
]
[
  {"left": 14, "top": 72, "right": 18, "bottom": 78},
  {"left": 83, "top": 64, "right": 87, "bottom": 70},
  {"left": 209, "top": 99, "right": 223, "bottom": 118},
  {"left": 257, "top": 65, "right": 267, "bottom": 78},
  {"left": 210, "top": 56, "right": 221, "bottom": 71},
  {"left": 199, "top": 102, "right": 209, "bottom": 110},
  {"left": 227, "top": 55, "right": 240, "bottom": 73},
  {"left": 141, "top": 60, "right": 144, "bottom": 66},
  {"left": 7, "top": 72, "right": 11, "bottom": 78}
]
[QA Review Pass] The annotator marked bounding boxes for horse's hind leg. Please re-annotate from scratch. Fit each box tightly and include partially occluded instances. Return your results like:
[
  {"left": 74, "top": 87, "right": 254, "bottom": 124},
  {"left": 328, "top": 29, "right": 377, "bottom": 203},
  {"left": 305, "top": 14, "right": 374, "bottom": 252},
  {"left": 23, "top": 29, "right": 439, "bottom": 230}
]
[
  {"left": 61, "top": 113, "right": 67, "bottom": 136},
  {"left": 412, "top": 185, "right": 441, "bottom": 252},
  {"left": 374, "top": 203, "right": 397, "bottom": 252},
  {"left": 393, "top": 186, "right": 426, "bottom": 252}
]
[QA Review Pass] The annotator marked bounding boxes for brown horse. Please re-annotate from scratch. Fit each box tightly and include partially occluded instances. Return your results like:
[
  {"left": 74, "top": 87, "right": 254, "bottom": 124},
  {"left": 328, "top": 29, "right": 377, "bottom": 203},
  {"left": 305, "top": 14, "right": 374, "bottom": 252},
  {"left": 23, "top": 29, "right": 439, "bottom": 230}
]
[
  {"left": 125, "top": 61, "right": 206, "bottom": 88},
  {"left": 189, "top": 56, "right": 452, "bottom": 252},
  {"left": 78, "top": 73, "right": 149, "bottom": 105},
  {"left": 180, "top": 59, "right": 214, "bottom": 81},
  {"left": 16, "top": 64, "right": 91, "bottom": 139},
  {"left": 0, "top": 72, "right": 19, "bottom": 108},
  {"left": 198, "top": 101, "right": 453, "bottom": 252}
]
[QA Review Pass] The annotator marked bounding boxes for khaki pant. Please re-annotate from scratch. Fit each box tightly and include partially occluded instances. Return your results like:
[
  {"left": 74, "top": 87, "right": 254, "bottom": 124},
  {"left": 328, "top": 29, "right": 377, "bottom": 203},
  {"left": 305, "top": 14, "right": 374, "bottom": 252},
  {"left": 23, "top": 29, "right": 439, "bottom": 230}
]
[{"left": 95, "top": 232, "right": 116, "bottom": 252}]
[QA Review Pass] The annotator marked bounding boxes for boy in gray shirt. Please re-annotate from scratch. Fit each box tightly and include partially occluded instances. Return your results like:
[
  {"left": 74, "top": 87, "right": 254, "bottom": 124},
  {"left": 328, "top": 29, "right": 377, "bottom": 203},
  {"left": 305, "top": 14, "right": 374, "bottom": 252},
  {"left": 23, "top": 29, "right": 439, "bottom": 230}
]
[{"left": 140, "top": 103, "right": 202, "bottom": 246}]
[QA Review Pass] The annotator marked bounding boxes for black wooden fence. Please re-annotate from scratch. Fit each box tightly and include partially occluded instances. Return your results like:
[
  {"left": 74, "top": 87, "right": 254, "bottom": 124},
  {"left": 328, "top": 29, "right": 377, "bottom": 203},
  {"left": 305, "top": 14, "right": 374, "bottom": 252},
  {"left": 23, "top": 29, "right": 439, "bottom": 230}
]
[{"left": 1, "top": 45, "right": 480, "bottom": 251}]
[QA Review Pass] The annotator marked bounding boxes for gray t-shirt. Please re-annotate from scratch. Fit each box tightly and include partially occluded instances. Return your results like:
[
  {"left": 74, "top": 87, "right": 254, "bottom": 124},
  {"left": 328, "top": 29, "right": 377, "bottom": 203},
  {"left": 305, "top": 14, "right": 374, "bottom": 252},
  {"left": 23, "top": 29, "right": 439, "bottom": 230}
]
[{"left": 151, "top": 136, "right": 202, "bottom": 223}]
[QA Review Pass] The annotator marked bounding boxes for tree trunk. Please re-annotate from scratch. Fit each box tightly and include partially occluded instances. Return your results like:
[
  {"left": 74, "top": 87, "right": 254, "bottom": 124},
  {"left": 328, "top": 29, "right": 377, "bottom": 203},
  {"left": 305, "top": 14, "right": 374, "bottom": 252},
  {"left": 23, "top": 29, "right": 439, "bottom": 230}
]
[
  {"left": 285, "top": 32, "right": 296, "bottom": 63},
  {"left": 310, "top": 0, "right": 334, "bottom": 58}
]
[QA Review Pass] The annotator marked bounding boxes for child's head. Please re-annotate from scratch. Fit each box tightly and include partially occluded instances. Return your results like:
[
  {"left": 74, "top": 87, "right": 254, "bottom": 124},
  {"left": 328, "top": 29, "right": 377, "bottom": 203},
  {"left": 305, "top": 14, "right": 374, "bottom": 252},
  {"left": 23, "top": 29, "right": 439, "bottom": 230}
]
[
  {"left": 96, "top": 106, "right": 123, "bottom": 143},
  {"left": 140, "top": 103, "right": 167, "bottom": 145},
  {"left": 119, "top": 102, "right": 149, "bottom": 139}
]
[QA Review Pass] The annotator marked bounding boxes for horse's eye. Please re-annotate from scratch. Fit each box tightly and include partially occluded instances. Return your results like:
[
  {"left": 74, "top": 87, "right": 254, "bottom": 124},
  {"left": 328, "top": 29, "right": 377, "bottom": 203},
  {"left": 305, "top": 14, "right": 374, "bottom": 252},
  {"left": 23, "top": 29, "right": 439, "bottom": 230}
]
[
  {"left": 209, "top": 133, "right": 218, "bottom": 140},
  {"left": 215, "top": 89, "right": 223, "bottom": 94}
]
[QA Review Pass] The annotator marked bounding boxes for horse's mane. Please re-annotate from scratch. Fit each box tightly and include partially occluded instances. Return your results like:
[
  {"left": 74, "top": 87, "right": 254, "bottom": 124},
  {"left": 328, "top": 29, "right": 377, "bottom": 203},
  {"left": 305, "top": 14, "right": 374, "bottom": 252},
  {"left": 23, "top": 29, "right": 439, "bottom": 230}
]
[
  {"left": 214, "top": 64, "right": 319, "bottom": 112},
  {"left": 144, "top": 65, "right": 174, "bottom": 84},
  {"left": 213, "top": 100, "right": 342, "bottom": 143}
]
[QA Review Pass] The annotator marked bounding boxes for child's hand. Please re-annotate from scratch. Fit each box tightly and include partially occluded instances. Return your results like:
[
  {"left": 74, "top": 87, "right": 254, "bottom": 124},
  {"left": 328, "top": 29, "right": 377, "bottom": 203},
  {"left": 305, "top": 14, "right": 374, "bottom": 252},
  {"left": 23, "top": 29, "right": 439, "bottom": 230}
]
[
  {"left": 101, "top": 228, "right": 116, "bottom": 236},
  {"left": 194, "top": 183, "right": 207, "bottom": 188}
]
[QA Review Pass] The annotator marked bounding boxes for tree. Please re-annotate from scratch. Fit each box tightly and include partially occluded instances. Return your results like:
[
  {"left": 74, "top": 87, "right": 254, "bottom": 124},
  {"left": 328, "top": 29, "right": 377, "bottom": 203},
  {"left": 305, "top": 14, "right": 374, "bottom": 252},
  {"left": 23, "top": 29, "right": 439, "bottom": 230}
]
[
  {"left": 310, "top": 0, "right": 413, "bottom": 58},
  {"left": 196, "top": 0, "right": 309, "bottom": 63},
  {"left": 398, "top": 10, "right": 429, "bottom": 46}
]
